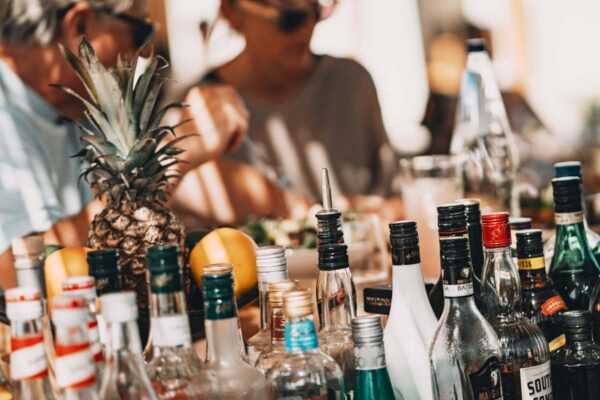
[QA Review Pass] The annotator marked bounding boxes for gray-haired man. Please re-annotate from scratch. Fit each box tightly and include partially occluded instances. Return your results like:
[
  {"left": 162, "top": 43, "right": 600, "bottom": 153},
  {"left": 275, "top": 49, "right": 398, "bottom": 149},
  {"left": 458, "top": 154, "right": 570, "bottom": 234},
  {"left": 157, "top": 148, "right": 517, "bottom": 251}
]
[{"left": 0, "top": 0, "right": 248, "bottom": 286}]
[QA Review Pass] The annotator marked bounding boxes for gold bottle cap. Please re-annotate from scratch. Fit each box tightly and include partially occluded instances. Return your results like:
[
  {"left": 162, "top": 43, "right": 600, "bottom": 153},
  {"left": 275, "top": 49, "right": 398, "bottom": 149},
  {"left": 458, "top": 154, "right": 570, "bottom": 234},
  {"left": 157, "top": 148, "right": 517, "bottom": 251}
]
[
  {"left": 283, "top": 288, "right": 313, "bottom": 318},
  {"left": 202, "top": 263, "right": 233, "bottom": 276},
  {"left": 269, "top": 279, "right": 299, "bottom": 307}
]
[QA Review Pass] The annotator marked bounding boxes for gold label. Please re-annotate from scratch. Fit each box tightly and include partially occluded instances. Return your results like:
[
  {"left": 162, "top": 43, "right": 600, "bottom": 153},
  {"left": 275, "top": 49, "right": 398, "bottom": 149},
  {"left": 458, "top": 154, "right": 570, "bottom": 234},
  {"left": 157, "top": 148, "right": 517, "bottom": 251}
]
[
  {"left": 518, "top": 257, "right": 545, "bottom": 270},
  {"left": 548, "top": 334, "right": 566, "bottom": 352}
]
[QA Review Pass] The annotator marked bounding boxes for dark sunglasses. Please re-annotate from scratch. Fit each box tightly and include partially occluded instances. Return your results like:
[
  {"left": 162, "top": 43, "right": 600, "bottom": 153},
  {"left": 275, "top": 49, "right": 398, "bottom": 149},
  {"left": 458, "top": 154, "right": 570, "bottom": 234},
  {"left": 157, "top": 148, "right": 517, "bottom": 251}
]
[{"left": 236, "top": 0, "right": 322, "bottom": 33}]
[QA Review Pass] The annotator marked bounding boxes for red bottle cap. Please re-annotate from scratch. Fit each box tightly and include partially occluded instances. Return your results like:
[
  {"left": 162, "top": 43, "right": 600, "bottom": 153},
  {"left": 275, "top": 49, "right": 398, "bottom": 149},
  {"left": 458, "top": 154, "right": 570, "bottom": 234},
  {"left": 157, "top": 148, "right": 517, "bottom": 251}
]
[{"left": 481, "top": 212, "right": 511, "bottom": 248}]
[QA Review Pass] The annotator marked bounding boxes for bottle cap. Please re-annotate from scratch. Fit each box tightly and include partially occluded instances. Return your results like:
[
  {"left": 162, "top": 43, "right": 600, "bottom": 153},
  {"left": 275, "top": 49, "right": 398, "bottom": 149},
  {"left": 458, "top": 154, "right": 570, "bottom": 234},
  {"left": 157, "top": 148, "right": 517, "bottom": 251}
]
[
  {"left": 437, "top": 203, "right": 467, "bottom": 234},
  {"left": 269, "top": 279, "right": 299, "bottom": 307},
  {"left": 351, "top": 315, "right": 383, "bottom": 346},
  {"left": 62, "top": 276, "right": 96, "bottom": 301},
  {"left": 318, "top": 243, "right": 349, "bottom": 271},
  {"left": 389, "top": 220, "right": 420, "bottom": 265},
  {"left": 481, "top": 212, "right": 511, "bottom": 248},
  {"left": 562, "top": 310, "right": 591, "bottom": 329},
  {"left": 466, "top": 38, "right": 487, "bottom": 53},
  {"left": 256, "top": 246, "right": 288, "bottom": 282},
  {"left": 316, "top": 209, "right": 343, "bottom": 244},
  {"left": 554, "top": 161, "right": 582, "bottom": 179},
  {"left": 552, "top": 177, "right": 582, "bottom": 213},
  {"left": 51, "top": 294, "right": 88, "bottom": 326},
  {"left": 202, "top": 270, "right": 234, "bottom": 301},
  {"left": 283, "top": 288, "right": 313, "bottom": 318},
  {"left": 509, "top": 217, "right": 532, "bottom": 231},
  {"left": 101, "top": 291, "right": 138, "bottom": 323},
  {"left": 456, "top": 199, "right": 481, "bottom": 226},
  {"left": 5, "top": 287, "right": 42, "bottom": 321},
  {"left": 146, "top": 245, "right": 180, "bottom": 273},
  {"left": 516, "top": 229, "right": 544, "bottom": 259},
  {"left": 11, "top": 235, "right": 44, "bottom": 258}
]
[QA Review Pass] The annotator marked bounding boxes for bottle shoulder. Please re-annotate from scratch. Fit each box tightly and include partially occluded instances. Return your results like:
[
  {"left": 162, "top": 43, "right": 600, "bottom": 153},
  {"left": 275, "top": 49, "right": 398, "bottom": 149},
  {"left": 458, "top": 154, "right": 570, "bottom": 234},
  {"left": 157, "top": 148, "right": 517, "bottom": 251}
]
[{"left": 551, "top": 342, "right": 600, "bottom": 366}]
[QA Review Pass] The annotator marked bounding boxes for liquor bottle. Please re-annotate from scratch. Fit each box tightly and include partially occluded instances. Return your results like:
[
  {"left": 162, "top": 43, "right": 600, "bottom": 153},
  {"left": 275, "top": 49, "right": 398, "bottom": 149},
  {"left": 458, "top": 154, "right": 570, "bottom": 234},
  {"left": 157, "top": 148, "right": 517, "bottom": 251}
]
[
  {"left": 62, "top": 276, "right": 104, "bottom": 376},
  {"left": 548, "top": 177, "right": 600, "bottom": 309},
  {"left": 51, "top": 294, "right": 99, "bottom": 400},
  {"left": 247, "top": 245, "right": 289, "bottom": 365},
  {"left": 98, "top": 292, "right": 158, "bottom": 399},
  {"left": 352, "top": 315, "right": 395, "bottom": 400},
  {"left": 317, "top": 243, "right": 357, "bottom": 398},
  {"left": 384, "top": 220, "right": 435, "bottom": 400},
  {"left": 545, "top": 161, "right": 600, "bottom": 267},
  {"left": 316, "top": 168, "right": 344, "bottom": 246},
  {"left": 509, "top": 217, "right": 532, "bottom": 259},
  {"left": 145, "top": 245, "right": 220, "bottom": 399},
  {"left": 266, "top": 288, "right": 345, "bottom": 398},
  {"left": 450, "top": 38, "right": 519, "bottom": 213},
  {"left": 429, "top": 237, "right": 503, "bottom": 400},
  {"left": 203, "top": 268, "right": 269, "bottom": 399},
  {"left": 255, "top": 279, "right": 298, "bottom": 373},
  {"left": 516, "top": 229, "right": 567, "bottom": 352},
  {"left": 550, "top": 310, "right": 600, "bottom": 399},
  {"left": 481, "top": 212, "right": 552, "bottom": 400},
  {"left": 6, "top": 287, "right": 55, "bottom": 399}
]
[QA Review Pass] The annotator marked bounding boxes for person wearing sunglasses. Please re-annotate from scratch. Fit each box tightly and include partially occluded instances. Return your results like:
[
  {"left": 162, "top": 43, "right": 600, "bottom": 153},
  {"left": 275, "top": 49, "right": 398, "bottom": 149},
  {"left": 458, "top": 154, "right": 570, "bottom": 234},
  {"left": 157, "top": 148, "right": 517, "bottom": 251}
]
[{"left": 0, "top": 0, "right": 249, "bottom": 287}]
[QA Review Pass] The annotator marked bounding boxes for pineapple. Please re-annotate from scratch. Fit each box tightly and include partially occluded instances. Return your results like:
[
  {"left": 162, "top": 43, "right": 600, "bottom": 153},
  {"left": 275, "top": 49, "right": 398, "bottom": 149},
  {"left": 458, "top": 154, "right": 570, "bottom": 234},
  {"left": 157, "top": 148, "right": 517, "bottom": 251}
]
[{"left": 52, "top": 39, "right": 193, "bottom": 309}]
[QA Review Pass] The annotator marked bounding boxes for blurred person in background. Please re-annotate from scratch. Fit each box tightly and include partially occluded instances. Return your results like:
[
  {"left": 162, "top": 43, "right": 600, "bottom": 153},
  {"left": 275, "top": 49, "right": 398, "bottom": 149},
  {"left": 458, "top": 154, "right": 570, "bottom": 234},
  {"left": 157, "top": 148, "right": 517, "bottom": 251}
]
[
  {"left": 0, "top": 0, "right": 248, "bottom": 287},
  {"left": 173, "top": 0, "right": 402, "bottom": 226}
]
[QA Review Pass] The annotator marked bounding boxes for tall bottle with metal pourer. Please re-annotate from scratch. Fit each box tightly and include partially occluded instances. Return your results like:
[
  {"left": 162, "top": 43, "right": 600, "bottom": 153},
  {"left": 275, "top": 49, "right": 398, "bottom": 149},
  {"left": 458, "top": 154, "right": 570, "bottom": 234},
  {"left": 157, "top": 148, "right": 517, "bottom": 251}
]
[{"left": 316, "top": 168, "right": 344, "bottom": 246}]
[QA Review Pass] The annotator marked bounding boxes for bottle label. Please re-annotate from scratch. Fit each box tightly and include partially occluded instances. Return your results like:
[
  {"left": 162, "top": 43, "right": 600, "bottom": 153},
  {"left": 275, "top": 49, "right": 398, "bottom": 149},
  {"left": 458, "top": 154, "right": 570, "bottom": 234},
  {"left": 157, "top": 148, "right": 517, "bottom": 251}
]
[
  {"left": 205, "top": 298, "right": 236, "bottom": 320},
  {"left": 548, "top": 334, "right": 566, "bottom": 352},
  {"left": 271, "top": 312, "right": 286, "bottom": 341},
  {"left": 443, "top": 282, "right": 474, "bottom": 297},
  {"left": 519, "top": 361, "right": 552, "bottom": 400},
  {"left": 150, "top": 270, "right": 183, "bottom": 293},
  {"left": 151, "top": 315, "right": 191, "bottom": 347},
  {"left": 285, "top": 320, "right": 319, "bottom": 352},
  {"left": 354, "top": 344, "right": 386, "bottom": 370},
  {"left": 10, "top": 335, "right": 47, "bottom": 381},
  {"left": 540, "top": 295, "right": 567, "bottom": 317},
  {"left": 469, "top": 357, "right": 503, "bottom": 400},
  {"left": 518, "top": 257, "right": 545, "bottom": 271},
  {"left": 55, "top": 342, "right": 95, "bottom": 389},
  {"left": 555, "top": 211, "right": 584, "bottom": 225},
  {"left": 88, "top": 319, "right": 103, "bottom": 362}
]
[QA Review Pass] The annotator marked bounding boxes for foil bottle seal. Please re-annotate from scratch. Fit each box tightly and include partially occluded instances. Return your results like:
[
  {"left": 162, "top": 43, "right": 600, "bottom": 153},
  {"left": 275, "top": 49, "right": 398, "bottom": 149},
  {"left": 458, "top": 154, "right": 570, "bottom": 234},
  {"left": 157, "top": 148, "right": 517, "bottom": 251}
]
[{"left": 481, "top": 212, "right": 511, "bottom": 248}]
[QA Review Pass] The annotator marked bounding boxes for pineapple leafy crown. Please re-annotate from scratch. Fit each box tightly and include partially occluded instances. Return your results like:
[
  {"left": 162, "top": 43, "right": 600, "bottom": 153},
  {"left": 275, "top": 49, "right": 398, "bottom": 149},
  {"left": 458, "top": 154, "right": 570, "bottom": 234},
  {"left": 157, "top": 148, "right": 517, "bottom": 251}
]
[{"left": 51, "top": 39, "right": 193, "bottom": 205}]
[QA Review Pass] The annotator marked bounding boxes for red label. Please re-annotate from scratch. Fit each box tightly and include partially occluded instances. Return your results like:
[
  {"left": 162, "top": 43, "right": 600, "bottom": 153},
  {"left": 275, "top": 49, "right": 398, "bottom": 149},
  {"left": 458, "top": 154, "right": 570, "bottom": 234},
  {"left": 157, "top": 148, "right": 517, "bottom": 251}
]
[
  {"left": 11, "top": 335, "right": 43, "bottom": 351},
  {"left": 541, "top": 296, "right": 567, "bottom": 316},
  {"left": 55, "top": 342, "right": 95, "bottom": 390}
]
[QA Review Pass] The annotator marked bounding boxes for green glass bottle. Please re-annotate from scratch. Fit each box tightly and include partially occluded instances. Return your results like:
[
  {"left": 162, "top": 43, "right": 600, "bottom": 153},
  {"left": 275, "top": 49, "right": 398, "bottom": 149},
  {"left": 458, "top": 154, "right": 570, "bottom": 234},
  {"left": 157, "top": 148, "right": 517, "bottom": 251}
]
[
  {"left": 549, "top": 177, "right": 600, "bottom": 310},
  {"left": 352, "top": 315, "right": 395, "bottom": 400}
]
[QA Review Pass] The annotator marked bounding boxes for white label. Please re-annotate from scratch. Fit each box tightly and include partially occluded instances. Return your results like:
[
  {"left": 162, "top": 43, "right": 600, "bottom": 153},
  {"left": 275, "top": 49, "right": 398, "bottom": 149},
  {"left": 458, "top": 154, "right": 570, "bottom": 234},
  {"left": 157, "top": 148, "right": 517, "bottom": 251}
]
[
  {"left": 443, "top": 282, "right": 474, "bottom": 297},
  {"left": 354, "top": 345, "right": 386, "bottom": 371},
  {"left": 555, "top": 211, "right": 584, "bottom": 225},
  {"left": 151, "top": 315, "right": 191, "bottom": 347},
  {"left": 10, "top": 342, "right": 47, "bottom": 380},
  {"left": 55, "top": 348, "right": 95, "bottom": 388},
  {"left": 520, "top": 361, "right": 552, "bottom": 400}
]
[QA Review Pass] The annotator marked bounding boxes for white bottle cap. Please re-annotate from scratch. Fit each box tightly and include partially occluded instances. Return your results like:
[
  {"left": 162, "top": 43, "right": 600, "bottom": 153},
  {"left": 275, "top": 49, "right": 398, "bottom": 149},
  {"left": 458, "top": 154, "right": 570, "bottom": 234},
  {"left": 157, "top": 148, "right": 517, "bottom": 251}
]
[
  {"left": 101, "top": 292, "right": 138, "bottom": 323},
  {"left": 5, "top": 287, "right": 42, "bottom": 321},
  {"left": 62, "top": 276, "right": 96, "bottom": 301},
  {"left": 51, "top": 294, "right": 88, "bottom": 326},
  {"left": 11, "top": 235, "right": 44, "bottom": 257}
]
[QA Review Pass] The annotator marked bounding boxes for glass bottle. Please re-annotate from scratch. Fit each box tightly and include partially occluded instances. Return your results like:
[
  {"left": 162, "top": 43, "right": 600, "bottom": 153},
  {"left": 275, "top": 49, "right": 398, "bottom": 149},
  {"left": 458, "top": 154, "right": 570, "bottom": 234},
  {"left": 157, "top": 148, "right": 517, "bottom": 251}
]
[
  {"left": 548, "top": 177, "right": 600, "bottom": 310},
  {"left": 51, "top": 293, "right": 99, "bottom": 400},
  {"left": 316, "top": 243, "right": 356, "bottom": 398},
  {"left": 255, "top": 279, "right": 298, "bottom": 373},
  {"left": 450, "top": 38, "right": 519, "bottom": 214},
  {"left": 266, "top": 288, "right": 345, "bottom": 399},
  {"left": 352, "top": 315, "right": 395, "bottom": 400},
  {"left": 203, "top": 268, "right": 269, "bottom": 399},
  {"left": 6, "top": 287, "right": 55, "bottom": 400},
  {"left": 481, "top": 212, "right": 552, "bottom": 400},
  {"left": 544, "top": 161, "right": 600, "bottom": 267},
  {"left": 516, "top": 229, "right": 567, "bottom": 352},
  {"left": 62, "top": 276, "right": 104, "bottom": 377},
  {"left": 509, "top": 217, "right": 532, "bottom": 260},
  {"left": 384, "top": 220, "right": 435, "bottom": 400},
  {"left": 550, "top": 310, "right": 600, "bottom": 399},
  {"left": 145, "top": 245, "right": 220, "bottom": 399},
  {"left": 429, "top": 237, "right": 503, "bottom": 400},
  {"left": 247, "top": 245, "right": 289, "bottom": 365},
  {"left": 98, "top": 292, "right": 158, "bottom": 399}
]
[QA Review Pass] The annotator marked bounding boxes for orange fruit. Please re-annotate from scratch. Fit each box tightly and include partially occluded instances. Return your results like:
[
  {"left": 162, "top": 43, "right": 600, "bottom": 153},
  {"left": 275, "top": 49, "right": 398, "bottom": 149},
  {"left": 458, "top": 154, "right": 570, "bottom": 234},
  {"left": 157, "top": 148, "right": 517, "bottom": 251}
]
[
  {"left": 45, "top": 247, "right": 91, "bottom": 301},
  {"left": 189, "top": 228, "right": 257, "bottom": 298}
]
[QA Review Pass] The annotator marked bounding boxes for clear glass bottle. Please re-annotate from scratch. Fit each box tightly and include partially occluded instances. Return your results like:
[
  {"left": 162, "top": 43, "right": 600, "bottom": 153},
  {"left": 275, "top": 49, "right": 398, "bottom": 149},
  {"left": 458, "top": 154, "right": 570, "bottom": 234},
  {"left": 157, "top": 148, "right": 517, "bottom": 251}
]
[
  {"left": 247, "top": 245, "right": 289, "bottom": 365},
  {"left": 429, "top": 237, "right": 503, "bottom": 400},
  {"left": 145, "top": 245, "right": 220, "bottom": 399},
  {"left": 266, "top": 288, "right": 345, "bottom": 399},
  {"left": 481, "top": 212, "right": 552, "bottom": 400},
  {"left": 98, "top": 292, "right": 158, "bottom": 399},
  {"left": 551, "top": 310, "right": 600, "bottom": 399},
  {"left": 352, "top": 315, "right": 395, "bottom": 400},
  {"left": 51, "top": 293, "right": 99, "bottom": 400},
  {"left": 203, "top": 268, "right": 269, "bottom": 399},
  {"left": 549, "top": 177, "right": 600, "bottom": 310},
  {"left": 316, "top": 243, "right": 356, "bottom": 398},
  {"left": 516, "top": 229, "right": 567, "bottom": 352},
  {"left": 6, "top": 287, "right": 55, "bottom": 400},
  {"left": 384, "top": 220, "right": 435, "bottom": 400},
  {"left": 255, "top": 279, "right": 298, "bottom": 373}
]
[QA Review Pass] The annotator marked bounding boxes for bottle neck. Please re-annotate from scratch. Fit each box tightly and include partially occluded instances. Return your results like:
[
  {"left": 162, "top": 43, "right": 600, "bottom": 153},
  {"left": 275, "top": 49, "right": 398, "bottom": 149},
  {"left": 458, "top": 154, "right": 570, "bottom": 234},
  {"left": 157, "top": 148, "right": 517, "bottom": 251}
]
[
  {"left": 565, "top": 328, "right": 593, "bottom": 349},
  {"left": 150, "top": 290, "right": 191, "bottom": 349},
  {"left": 270, "top": 306, "right": 286, "bottom": 344},
  {"left": 258, "top": 270, "right": 287, "bottom": 333},
  {"left": 106, "top": 319, "right": 143, "bottom": 356},
  {"left": 317, "top": 268, "right": 356, "bottom": 332},
  {"left": 552, "top": 212, "right": 598, "bottom": 270},
  {"left": 205, "top": 293, "right": 243, "bottom": 364},
  {"left": 14, "top": 256, "right": 47, "bottom": 300},
  {"left": 285, "top": 315, "right": 319, "bottom": 353},
  {"left": 483, "top": 245, "right": 522, "bottom": 319},
  {"left": 54, "top": 322, "right": 96, "bottom": 392},
  {"left": 517, "top": 256, "right": 549, "bottom": 287},
  {"left": 354, "top": 341, "right": 387, "bottom": 371}
]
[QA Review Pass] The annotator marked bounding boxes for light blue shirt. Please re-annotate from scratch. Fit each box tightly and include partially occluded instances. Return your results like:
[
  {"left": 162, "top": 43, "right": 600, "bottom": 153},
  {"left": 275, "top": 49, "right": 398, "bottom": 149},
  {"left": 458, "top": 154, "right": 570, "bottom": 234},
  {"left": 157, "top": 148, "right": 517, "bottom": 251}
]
[{"left": 0, "top": 61, "right": 92, "bottom": 253}]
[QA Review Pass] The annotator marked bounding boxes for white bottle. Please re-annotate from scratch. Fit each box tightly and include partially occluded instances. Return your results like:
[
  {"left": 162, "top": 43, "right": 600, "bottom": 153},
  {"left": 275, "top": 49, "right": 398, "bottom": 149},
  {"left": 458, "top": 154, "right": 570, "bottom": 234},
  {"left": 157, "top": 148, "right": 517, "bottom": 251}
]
[{"left": 384, "top": 220, "right": 436, "bottom": 399}]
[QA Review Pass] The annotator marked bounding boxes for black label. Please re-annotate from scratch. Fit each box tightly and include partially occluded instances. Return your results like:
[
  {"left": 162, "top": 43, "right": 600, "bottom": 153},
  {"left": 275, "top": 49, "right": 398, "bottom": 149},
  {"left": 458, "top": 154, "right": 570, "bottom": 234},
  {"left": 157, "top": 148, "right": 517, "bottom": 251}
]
[{"left": 469, "top": 357, "right": 503, "bottom": 400}]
